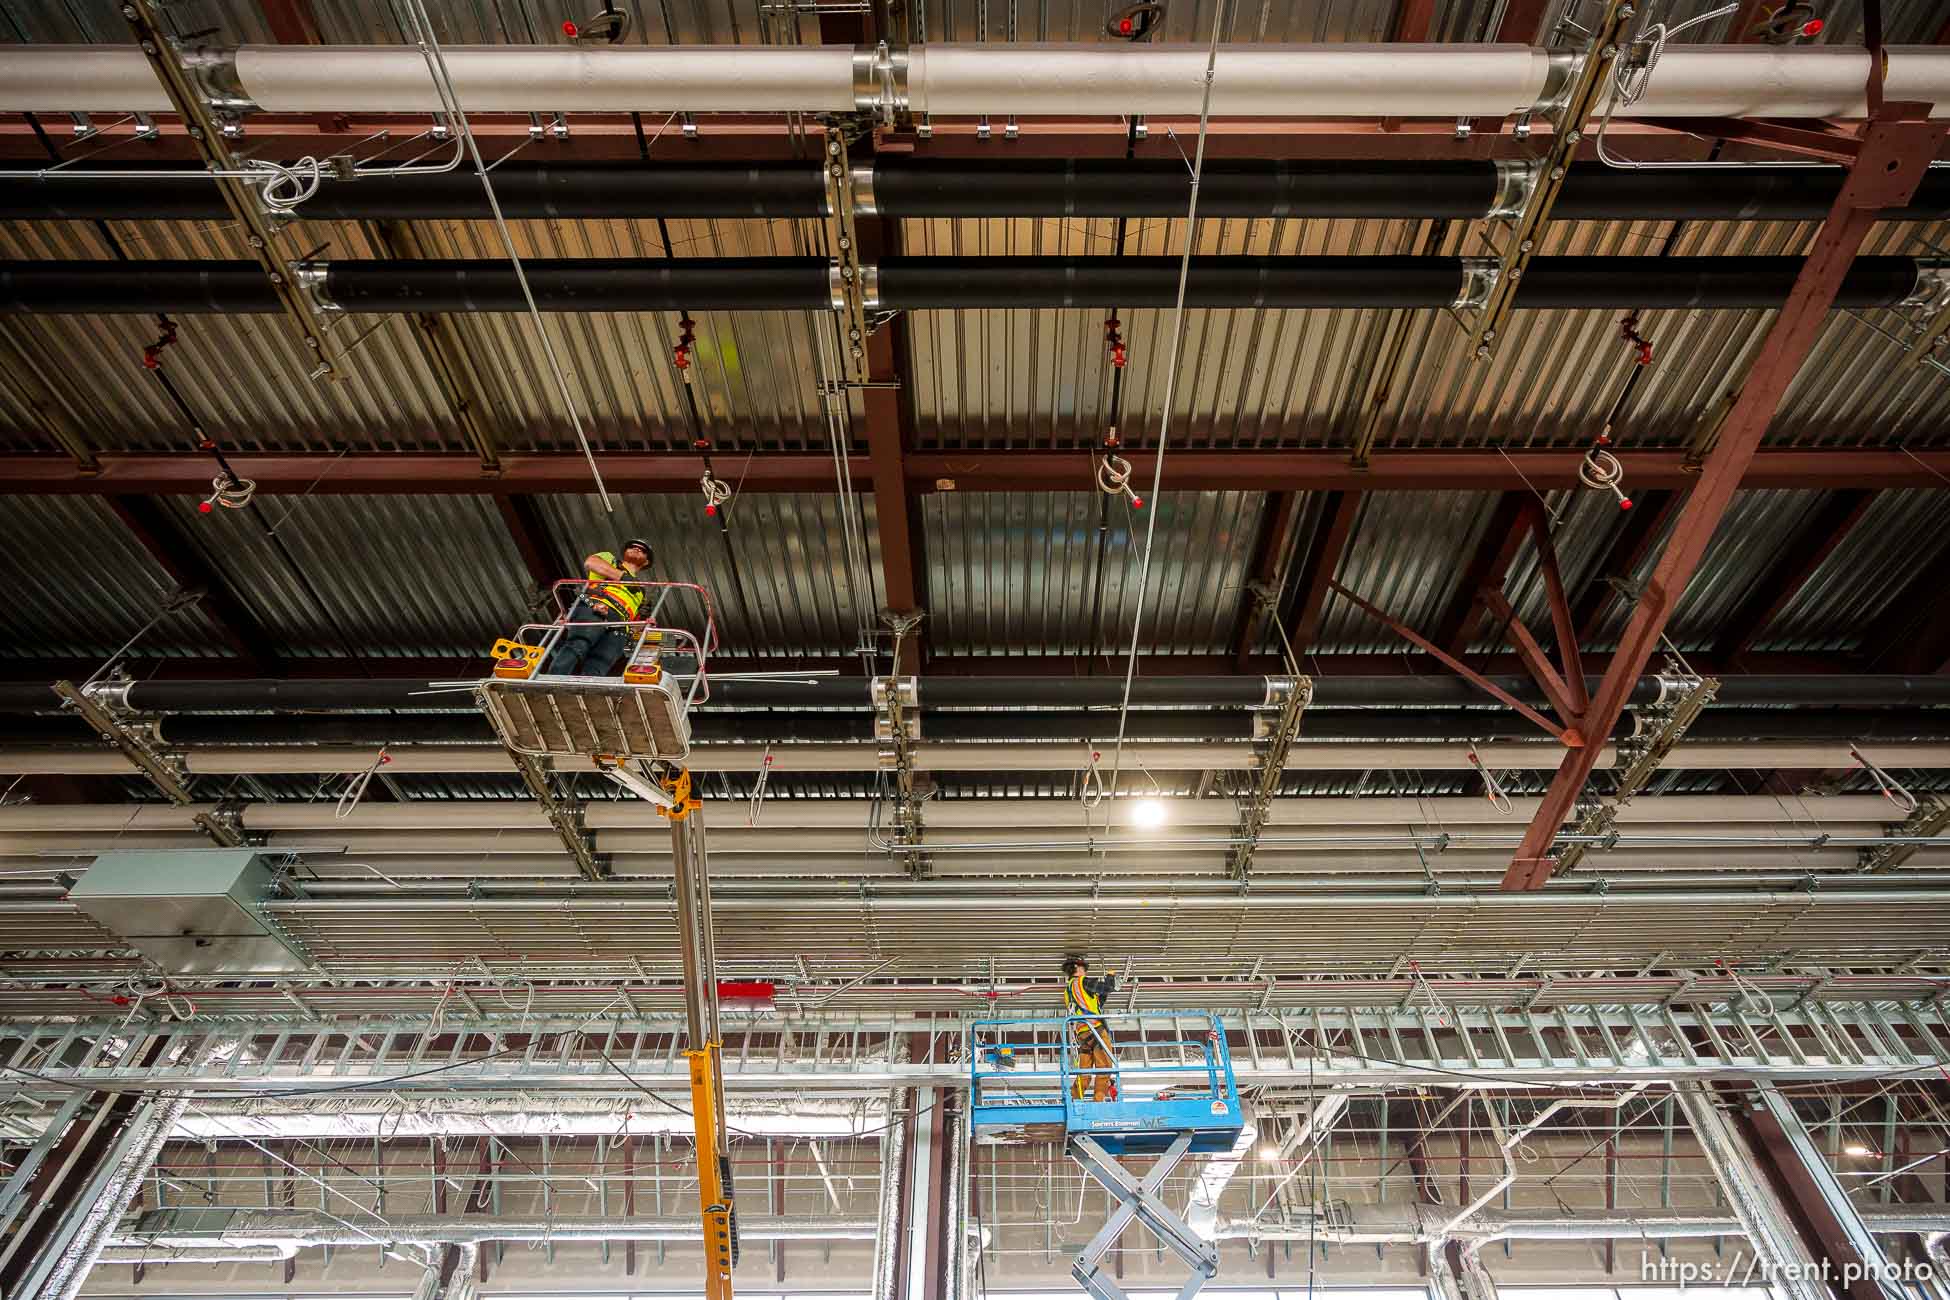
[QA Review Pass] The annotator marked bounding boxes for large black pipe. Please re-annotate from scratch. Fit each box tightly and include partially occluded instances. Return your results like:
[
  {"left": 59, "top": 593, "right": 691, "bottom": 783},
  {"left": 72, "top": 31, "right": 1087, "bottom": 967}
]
[
  {"left": 4, "top": 707, "right": 1949, "bottom": 747},
  {"left": 0, "top": 256, "right": 1927, "bottom": 314},
  {"left": 7, "top": 161, "right": 1950, "bottom": 223},
  {"left": 4, "top": 675, "right": 1949, "bottom": 714}
]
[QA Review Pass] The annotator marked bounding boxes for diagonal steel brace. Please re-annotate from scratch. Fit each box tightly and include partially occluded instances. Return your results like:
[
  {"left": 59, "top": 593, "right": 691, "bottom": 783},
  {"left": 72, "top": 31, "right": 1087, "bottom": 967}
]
[{"left": 1069, "top": 1132, "right": 1218, "bottom": 1300}]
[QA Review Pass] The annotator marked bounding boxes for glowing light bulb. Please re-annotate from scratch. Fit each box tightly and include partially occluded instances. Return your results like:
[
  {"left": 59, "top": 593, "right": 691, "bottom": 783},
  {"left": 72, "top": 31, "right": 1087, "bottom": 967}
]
[
  {"left": 1257, "top": 1143, "right": 1278, "bottom": 1161},
  {"left": 1845, "top": 1143, "right": 1875, "bottom": 1157},
  {"left": 1132, "top": 798, "right": 1168, "bottom": 830}
]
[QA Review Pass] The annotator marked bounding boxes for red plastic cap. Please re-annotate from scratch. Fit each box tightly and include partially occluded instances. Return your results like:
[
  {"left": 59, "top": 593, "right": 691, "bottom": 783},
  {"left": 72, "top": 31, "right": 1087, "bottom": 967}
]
[
  {"left": 1801, "top": 17, "right": 1823, "bottom": 35},
  {"left": 1130, "top": 496, "right": 1144, "bottom": 508},
  {"left": 704, "top": 504, "right": 717, "bottom": 516},
  {"left": 562, "top": 19, "right": 578, "bottom": 36},
  {"left": 1119, "top": 16, "right": 1133, "bottom": 32},
  {"left": 198, "top": 500, "right": 214, "bottom": 514},
  {"left": 1596, "top": 432, "right": 1610, "bottom": 445},
  {"left": 1619, "top": 497, "right": 1633, "bottom": 510}
]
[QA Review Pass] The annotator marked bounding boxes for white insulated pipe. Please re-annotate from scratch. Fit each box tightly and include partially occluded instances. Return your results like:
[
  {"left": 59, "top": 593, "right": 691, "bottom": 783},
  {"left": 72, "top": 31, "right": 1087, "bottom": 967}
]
[
  {"left": 112, "top": 1215, "right": 878, "bottom": 1248},
  {"left": 3, "top": 43, "right": 1949, "bottom": 119}
]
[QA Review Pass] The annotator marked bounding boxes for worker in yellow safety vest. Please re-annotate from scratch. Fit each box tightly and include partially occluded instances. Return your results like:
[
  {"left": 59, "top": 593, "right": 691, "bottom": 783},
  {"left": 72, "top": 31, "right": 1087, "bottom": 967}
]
[
  {"left": 1062, "top": 955, "right": 1119, "bottom": 1102},
  {"left": 545, "top": 539, "right": 654, "bottom": 676}
]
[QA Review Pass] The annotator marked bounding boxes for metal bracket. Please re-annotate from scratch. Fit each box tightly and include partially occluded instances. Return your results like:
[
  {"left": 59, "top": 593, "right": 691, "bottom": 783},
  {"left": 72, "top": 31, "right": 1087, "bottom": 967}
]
[
  {"left": 52, "top": 678, "right": 195, "bottom": 806},
  {"left": 193, "top": 797, "right": 260, "bottom": 849},
  {"left": 1462, "top": 0, "right": 1636, "bottom": 361},
  {"left": 1227, "top": 675, "right": 1313, "bottom": 880},
  {"left": 120, "top": 0, "right": 338, "bottom": 381},
  {"left": 1069, "top": 1132, "right": 1218, "bottom": 1300},
  {"left": 1858, "top": 796, "right": 1950, "bottom": 874},
  {"left": 871, "top": 672, "right": 927, "bottom": 875},
  {"left": 1552, "top": 666, "right": 1719, "bottom": 877},
  {"left": 513, "top": 752, "right": 608, "bottom": 882},
  {"left": 1899, "top": 259, "right": 1950, "bottom": 364},
  {"left": 822, "top": 126, "right": 873, "bottom": 384}
]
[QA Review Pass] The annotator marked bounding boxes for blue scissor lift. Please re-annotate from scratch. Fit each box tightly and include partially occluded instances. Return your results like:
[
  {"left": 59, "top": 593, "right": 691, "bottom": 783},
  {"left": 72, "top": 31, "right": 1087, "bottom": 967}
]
[{"left": 968, "top": 1013, "right": 1245, "bottom": 1300}]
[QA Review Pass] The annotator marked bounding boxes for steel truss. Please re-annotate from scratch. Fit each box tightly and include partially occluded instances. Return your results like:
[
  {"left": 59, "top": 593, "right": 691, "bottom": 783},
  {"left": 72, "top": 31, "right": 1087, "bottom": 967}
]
[{"left": 4, "top": 1001, "right": 1949, "bottom": 1100}]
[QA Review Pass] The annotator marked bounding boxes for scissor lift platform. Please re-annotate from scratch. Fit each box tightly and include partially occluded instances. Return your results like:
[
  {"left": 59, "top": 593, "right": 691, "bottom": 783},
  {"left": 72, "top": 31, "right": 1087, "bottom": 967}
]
[
  {"left": 968, "top": 1013, "right": 1243, "bottom": 1300},
  {"left": 478, "top": 675, "right": 692, "bottom": 763}
]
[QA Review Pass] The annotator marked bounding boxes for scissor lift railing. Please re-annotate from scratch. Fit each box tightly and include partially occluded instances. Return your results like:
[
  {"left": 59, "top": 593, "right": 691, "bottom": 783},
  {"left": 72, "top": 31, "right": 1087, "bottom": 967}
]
[
  {"left": 969, "top": 1013, "right": 1243, "bottom": 1300},
  {"left": 477, "top": 579, "right": 718, "bottom": 766}
]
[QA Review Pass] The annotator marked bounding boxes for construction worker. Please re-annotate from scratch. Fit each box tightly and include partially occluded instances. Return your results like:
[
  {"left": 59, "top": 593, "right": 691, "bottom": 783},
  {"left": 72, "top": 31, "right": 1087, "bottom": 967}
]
[
  {"left": 1062, "top": 955, "right": 1118, "bottom": 1102},
  {"left": 545, "top": 539, "right": 653, "bottom": 677}
]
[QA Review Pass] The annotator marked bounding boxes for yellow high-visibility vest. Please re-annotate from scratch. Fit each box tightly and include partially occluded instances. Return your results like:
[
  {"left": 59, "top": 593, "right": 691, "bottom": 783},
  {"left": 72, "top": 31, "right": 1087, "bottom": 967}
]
[{"left": 585, "top": 553, "right": 645, "bottom": 619}]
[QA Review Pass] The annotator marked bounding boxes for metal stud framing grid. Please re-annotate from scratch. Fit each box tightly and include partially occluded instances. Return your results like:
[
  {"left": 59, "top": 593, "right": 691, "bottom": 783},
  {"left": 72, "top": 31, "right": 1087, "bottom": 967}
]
[{"left": 5, "top": 1002, "right": 1949, "bottom": 1097}]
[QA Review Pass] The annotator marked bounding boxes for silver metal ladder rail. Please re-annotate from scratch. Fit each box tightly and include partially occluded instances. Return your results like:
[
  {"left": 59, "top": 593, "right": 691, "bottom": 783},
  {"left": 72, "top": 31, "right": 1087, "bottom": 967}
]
[{"left": 1068, "top": 1131, "right": 1220, "bottom": 1300}]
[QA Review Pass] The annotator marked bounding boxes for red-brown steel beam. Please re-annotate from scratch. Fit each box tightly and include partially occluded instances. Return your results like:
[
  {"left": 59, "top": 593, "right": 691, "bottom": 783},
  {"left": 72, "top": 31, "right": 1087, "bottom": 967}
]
[
  {"left": 1714, "top": 488, "right": 1875, "bottom": 664},
  {"left": 1431, "top": 492, "right": 1536, "bottom": 656},
  {"left": 1288, "top": 491, "right": 1364, "bottom": 655},
  {"left": 1330, "top": 580, "right": 1582, "bottom": 744},
  {"left": 1503, "top": 109, "right": 1949, "bottom": 890},
  {"left": 1232, "top": 490, "right": 1301, "bottom": 669},
  {"left": 1573, "top": 489, "right": 1679, "bottom": 643},
  {"left": 856, "top": 212, "right": 927, "bottom": 672},
  {"left": 1483, "top": 588, "right": 1582, "bottom": 727},
  {"left": 492, "top": 493, "right": 570, "bottom": 598},
  {"left": 105, "top": 494, "right": 279, "bottom": 673},
  {"left": 1528, "top": 509, "right": 1588, "bottom": 714},
  {"left": 11, "top": 448, "right": 1949, "bottom": 496},
  {"left": 257, "top": 0, "right": 324, "bottom": 44}
]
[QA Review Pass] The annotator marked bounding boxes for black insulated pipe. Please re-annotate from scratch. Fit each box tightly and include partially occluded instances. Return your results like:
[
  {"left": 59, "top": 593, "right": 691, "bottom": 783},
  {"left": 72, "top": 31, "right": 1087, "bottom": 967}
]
[
  {"left": 7, "top": 162, "right": 1950, "bottom": 223},
  {"left": 4, "top": 675, "right": 1950, "bottom": 715},
  {"left": 0, "top": 257, "right": 1930, "bottom": 314},
  {"left": 3, "top": 707, "right": 1949, "bottom": 747}
]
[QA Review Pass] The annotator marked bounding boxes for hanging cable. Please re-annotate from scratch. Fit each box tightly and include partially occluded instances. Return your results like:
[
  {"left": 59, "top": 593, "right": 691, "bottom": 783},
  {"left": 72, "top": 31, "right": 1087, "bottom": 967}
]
[
  {"left": 395, "top": 0, "right": 612, "bottom": 510},
  {"left": 1101, "top": 0, "right": 1229, "bottom": 801},
  {"left": 333, "top": 747, "right": 392, "bottom": 820},
  {"left": 1852, "top": 744, "right": 1921, "bottom": 815},
  {"left": 1081, "top": 748, "right": 1108, "bottom": 810},
  {"left": 1466, "top": 746, "right": 1515, "bottom": 816},
  {"left": 747, "top": 748, "right": 774, "bottom": 827}
]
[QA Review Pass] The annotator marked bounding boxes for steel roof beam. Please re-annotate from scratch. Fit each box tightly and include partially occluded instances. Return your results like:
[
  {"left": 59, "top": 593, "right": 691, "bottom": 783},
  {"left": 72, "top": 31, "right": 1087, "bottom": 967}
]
[
  {"left": 6, "top": 448, "right": 1948, "bottom": 496},
  {"left": 1503, "top": 107, "right": 1950, "bottom": 890},
  {"left": 1714, "top": 488, "right": 1877, "bottom": 664}
]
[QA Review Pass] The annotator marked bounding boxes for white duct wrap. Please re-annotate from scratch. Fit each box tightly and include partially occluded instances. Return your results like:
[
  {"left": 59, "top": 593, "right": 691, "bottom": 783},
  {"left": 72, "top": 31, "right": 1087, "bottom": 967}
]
[
  {"left": 2, "top": 44, "right": 1949, "bottom": 119},
  {"left": 904, "top": 44, "right": 1557, "bottom": 117}
]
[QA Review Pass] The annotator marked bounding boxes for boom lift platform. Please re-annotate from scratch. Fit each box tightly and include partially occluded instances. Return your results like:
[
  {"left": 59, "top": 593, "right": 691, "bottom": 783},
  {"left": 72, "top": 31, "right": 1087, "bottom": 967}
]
[
  {"left": 477, "top": 580, "right": 738, "bottom": 1300},
  {"left": 969, "top": 1013, "right": 1245, "bottom": 1300}
]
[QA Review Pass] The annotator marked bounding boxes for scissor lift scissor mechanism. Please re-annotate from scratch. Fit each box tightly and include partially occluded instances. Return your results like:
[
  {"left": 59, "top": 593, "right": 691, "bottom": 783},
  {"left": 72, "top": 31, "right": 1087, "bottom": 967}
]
[{"left": 970, "top": 1014, "right": 1245, "bottom": 1300}]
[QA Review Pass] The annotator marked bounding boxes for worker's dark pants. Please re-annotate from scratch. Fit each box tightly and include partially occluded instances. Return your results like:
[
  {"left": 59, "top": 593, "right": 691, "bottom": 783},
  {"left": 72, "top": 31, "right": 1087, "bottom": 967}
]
[{"left": 545, "top": 599, "right": 633, "bottom": 677}]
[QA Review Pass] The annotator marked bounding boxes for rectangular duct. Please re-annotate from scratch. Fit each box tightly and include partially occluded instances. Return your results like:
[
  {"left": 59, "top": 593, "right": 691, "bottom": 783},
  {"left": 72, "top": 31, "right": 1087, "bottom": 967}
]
[{"left": 69, "top": 850, "right": 311, "bottom": 975}]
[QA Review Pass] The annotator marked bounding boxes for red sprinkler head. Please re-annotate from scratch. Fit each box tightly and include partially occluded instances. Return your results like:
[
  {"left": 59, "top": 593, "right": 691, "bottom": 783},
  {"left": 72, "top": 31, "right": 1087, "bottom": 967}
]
[
  {"left": 198, "top": 500, "right": 214, "bottom": 514},
  {"left": 1130, "top": 496, "right": 1144, "bottom": 508},
  {"left": 563, "top": 20, "right": 579, "bottom": 36},
  {"left": 1801, "top": 18, "right": 1823, "bottom": 35},
  {"left": 704, "top": 504, "right": 717, "bottom": 516},
  {"left": 1119, "top": 16, "right": 1133, "bottom": 32},
  {"left": 1618, "top": 497, "right": 1633, "bottom": 511}
]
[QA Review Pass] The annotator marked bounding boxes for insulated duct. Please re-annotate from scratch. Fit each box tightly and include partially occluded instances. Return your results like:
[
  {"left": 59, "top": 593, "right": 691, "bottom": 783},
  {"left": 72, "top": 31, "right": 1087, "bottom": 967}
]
[
  {"left": 1, "top": 256, "right": 1933, "bottom": 314},
  {"left": 12, "top": 162, "right": 1950, "bottom": 224},
  {"left": 167, "top": 1099, "right": 892, "bottom": 1140},
  {"left": 5, "top": 43, "right": 1950, "bottom": 119}
]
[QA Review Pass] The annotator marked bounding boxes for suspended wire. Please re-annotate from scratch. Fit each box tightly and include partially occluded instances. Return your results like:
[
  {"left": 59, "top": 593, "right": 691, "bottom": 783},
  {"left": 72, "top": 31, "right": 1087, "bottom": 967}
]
[
  {"left": 1100, "top": 0, "right": 1229, "bottom": 805},
  {"left": 395, "top": 0, "right": 613, "bottom": 511}
]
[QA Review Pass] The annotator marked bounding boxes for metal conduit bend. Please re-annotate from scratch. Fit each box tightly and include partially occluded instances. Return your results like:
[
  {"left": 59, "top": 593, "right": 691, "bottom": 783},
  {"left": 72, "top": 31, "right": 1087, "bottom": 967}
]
[{"left": 0, "top": 257, "right": 1937, "bottom": 314}]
